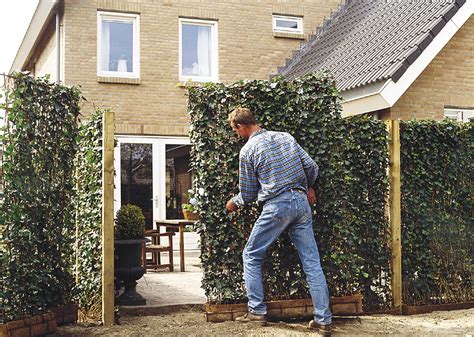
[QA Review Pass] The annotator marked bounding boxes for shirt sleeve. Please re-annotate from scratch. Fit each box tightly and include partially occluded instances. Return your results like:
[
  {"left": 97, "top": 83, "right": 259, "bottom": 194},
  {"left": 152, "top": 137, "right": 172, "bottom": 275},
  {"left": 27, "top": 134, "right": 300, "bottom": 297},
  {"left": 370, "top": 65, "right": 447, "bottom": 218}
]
[
  {"left": 232, "top": 152, "right": 259, "bottom": 207},
  {"left": 295, "top": 141, "right": 319, "bottom": 187}
]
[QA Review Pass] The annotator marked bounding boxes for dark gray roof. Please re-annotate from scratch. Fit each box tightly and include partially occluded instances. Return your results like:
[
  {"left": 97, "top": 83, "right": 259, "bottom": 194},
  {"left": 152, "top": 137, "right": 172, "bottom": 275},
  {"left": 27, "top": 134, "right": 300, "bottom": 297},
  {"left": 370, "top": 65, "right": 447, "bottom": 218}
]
[{"left": 278, "top": 0, "right": 466, "bottom": 92}]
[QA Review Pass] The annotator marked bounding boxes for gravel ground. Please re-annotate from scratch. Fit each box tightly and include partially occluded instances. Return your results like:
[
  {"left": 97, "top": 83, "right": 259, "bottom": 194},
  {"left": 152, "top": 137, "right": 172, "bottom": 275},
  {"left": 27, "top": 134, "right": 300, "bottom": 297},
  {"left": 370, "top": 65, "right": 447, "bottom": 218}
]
[{"left": 55, "top": 308, "right": 474, "bottom": 336}]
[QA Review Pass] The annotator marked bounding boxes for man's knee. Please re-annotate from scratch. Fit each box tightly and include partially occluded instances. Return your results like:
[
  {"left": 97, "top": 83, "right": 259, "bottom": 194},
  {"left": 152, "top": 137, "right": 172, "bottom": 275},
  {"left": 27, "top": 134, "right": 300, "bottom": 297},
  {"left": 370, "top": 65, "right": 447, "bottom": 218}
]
[{"left": 243, "top": 247, "right": 263, "bottom": 265}]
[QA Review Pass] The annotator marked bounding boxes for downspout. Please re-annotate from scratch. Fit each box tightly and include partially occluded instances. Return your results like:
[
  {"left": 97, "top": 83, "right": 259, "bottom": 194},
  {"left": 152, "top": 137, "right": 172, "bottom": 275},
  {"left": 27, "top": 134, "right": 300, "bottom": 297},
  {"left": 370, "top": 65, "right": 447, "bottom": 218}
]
[{"left": 55, "top": 8, "right": 60, "bottom": 83}]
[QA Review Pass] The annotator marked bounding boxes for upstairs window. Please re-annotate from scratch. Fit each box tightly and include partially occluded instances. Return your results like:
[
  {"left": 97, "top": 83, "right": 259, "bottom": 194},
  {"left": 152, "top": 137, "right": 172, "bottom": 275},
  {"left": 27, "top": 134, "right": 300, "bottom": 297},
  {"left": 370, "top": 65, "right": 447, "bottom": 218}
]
[
  {"left": 179, "top": 18, "right": 218, "bottom": 82},
  {"left": 272, "top": 15, "right": 303, "bottom": 34},
  {"left": 97, "top": 11, "right": 140, "bottom": 78},
  {"left": 444, "top": 107, "right": 474, "bottom": 123}
]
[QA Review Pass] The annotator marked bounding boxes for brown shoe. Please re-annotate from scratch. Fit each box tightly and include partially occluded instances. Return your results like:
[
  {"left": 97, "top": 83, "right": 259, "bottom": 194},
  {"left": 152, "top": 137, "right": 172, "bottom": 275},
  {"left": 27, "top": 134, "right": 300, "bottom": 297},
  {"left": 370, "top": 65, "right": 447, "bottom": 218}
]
[
  {"left": 235, "top": 312, "right": 268, "bottom": 326},
  {"left": 308, "top": 320, "right": 332, "bottom": 336}
]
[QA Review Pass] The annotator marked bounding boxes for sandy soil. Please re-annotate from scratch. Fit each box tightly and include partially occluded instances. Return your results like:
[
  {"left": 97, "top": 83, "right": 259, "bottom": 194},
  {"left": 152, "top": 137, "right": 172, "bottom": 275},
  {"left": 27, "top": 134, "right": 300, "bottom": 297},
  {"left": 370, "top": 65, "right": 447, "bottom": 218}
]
[{"left": 56, "top": 308, "right": 474, "bottom": 336}]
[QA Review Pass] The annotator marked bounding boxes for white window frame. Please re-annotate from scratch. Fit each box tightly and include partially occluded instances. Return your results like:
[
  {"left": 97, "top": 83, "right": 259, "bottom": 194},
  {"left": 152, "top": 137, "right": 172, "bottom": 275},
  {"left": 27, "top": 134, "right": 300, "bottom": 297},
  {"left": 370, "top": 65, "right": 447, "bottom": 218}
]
[
  {"left": 444, "top": 107, "right": 474, "bottom": 123},
  {"left": 179, "top": 18, "right": 218, "bottom": 82},
  {"left": 114, "top": 136, "right": 191, "bottom": 225},
  {"left": 97, "top": 11, "right": 140, "bottom": 78},
  {"left": 272, "top": 15, "right": 303, "bottom": 34}
]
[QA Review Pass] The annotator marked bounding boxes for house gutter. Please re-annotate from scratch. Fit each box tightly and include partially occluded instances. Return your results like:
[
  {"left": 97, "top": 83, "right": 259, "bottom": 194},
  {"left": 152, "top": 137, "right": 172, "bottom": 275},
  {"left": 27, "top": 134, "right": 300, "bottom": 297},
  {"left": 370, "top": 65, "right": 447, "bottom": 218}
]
[{"left": 55, "top": 7, "right": 61, "bottom": 82}]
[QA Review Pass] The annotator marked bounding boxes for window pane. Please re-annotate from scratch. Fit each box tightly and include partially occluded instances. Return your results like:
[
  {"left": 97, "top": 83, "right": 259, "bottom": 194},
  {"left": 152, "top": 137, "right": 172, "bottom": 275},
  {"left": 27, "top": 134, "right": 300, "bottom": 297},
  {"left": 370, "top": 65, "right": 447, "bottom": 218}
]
[
  {"left": 165, "top": 145, "right": 192, "bottom": 219},
  {"left": 182, "top": 23, "right": 212, "bottom": 77},
  {"left": 101, "top": 19, "right": 133, "bottom": 72},
  {"left": 276, "top": 19, "right": 298, "bottom": 29},
  {"left": 121, "top": 143, "right": 153, "bottom": 229}
]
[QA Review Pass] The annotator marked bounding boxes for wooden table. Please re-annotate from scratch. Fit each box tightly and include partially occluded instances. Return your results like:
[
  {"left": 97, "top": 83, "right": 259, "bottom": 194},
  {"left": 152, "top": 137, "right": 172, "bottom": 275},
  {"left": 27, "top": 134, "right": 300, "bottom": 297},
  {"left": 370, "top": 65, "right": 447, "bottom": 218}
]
[{"left": 155, "top": 219, "right": 196, "bottom": 272}]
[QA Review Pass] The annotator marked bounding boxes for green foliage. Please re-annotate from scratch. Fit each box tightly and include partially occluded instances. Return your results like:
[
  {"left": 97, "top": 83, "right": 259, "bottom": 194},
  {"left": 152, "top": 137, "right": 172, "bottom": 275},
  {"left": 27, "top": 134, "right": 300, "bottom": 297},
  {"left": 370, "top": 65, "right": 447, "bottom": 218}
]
[
  {"left": 400, "top": 120, "right": 473, "bottom": 305},
  {"left": 115, "top": 204, "right": 145, "bottom": 240},
  {"left": 0, "top": 73, "right": 80, "bottom": 322},
  {"left": 73, "top": 108, "right": 103, "bottom": 320},
  {"left": 187, "top": 73, "right": 391, "bottom": 310}
]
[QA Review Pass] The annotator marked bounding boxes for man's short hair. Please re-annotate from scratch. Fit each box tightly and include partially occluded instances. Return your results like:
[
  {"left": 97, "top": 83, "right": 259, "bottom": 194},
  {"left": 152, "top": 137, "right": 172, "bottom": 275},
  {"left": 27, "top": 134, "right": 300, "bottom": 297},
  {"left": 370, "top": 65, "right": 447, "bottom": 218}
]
[{"left": 228, "top": 107, "right": 256, "bottom": 128}]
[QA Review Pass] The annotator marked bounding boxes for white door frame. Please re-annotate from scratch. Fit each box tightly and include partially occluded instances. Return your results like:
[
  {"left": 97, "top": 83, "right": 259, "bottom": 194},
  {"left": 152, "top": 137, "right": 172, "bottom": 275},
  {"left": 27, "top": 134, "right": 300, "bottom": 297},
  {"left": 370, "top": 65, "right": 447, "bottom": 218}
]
[{"left": 114, "top": 135, "right": 190, "bottom": 228}]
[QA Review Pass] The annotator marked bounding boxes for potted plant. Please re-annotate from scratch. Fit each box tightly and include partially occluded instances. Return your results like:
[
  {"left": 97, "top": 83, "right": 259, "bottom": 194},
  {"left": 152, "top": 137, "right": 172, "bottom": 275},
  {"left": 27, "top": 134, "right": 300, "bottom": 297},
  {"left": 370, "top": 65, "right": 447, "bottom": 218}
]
[
  {"left": 181, "top": 189, "right": 199, "bottom": 220},
  {"left": 114, "top": 204, "right": 147, "bottom": 306}
]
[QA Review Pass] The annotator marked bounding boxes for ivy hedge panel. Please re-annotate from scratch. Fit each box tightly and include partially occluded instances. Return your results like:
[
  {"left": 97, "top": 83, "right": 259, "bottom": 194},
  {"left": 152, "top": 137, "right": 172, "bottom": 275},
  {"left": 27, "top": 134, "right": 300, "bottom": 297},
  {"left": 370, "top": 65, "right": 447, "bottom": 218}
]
[
  {"left": 73, "top": 109, "right": 104, "bottom": 320},
  {"left": 0, "top": 73, "right": 80, "bottom": 322},
  {"left": 400, "top": 120, "right": 473, "bottom": 306},
  {"left": 188, "top": 73, "right": 391, "bottom": 310}
]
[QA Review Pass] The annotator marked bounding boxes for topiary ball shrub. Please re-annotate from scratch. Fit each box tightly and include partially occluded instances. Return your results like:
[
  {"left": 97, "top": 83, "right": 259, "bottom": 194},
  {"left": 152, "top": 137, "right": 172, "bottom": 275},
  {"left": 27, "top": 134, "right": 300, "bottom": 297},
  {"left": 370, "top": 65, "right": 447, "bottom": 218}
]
[{"left": 115, "top": 204, "right": 145, "bottom": 240}]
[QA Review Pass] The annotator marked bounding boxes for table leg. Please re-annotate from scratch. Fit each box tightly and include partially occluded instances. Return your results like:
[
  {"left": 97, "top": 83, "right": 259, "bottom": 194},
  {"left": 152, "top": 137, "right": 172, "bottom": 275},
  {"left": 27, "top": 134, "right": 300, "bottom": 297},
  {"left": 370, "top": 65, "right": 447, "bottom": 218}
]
[{"left": 179, "top": 224, "right": 185, "bottom": 272}]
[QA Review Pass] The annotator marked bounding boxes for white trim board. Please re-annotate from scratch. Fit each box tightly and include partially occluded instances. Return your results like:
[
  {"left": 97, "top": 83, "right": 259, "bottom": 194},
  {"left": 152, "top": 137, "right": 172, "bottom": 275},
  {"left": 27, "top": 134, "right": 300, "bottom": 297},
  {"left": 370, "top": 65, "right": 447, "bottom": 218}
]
[
  {"left": 10, "top": 0, "right": 58, "bottom": 72},
  {"left": 341, "top": 0, "right": 474, "bottom": 117}
]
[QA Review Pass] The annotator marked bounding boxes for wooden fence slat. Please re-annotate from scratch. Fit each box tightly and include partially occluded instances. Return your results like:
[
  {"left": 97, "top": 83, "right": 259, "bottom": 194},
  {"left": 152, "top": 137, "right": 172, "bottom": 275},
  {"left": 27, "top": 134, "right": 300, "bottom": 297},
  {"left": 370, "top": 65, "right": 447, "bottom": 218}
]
[{"left": 102, "top": 110, "right": 115, "bottom": 326}]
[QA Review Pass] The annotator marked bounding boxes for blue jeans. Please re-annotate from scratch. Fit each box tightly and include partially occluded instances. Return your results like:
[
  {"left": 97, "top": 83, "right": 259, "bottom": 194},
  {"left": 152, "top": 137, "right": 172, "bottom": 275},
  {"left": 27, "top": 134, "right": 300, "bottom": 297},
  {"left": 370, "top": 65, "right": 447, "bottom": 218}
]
[{"left": 243, "top": 189, "right": 332, "bottom": 325}]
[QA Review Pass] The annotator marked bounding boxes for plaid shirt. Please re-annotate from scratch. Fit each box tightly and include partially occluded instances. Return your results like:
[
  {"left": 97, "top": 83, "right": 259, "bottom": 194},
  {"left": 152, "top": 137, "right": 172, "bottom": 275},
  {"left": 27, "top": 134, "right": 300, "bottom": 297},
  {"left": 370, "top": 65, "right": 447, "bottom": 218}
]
[{"left": 232, "top": 128, "right": 319, "bottom": 207}]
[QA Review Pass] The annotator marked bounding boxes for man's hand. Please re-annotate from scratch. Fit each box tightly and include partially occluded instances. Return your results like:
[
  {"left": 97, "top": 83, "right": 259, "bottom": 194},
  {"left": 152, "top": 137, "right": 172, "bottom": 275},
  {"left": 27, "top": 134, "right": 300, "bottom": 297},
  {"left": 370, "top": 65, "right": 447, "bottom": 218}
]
[
  {"left": 226, "top": 199, "right": 238, "bottom": 213},
  {"left": 307, "top": 187, "right": 317, "bottom": 204}
]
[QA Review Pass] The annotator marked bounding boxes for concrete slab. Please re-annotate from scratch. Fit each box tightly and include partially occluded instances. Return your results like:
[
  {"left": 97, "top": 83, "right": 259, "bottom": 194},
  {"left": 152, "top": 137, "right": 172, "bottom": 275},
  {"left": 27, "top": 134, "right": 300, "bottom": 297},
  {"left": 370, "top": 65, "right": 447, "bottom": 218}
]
[{"left": 127, "top": 232, "right": 206, "bottom": 312}]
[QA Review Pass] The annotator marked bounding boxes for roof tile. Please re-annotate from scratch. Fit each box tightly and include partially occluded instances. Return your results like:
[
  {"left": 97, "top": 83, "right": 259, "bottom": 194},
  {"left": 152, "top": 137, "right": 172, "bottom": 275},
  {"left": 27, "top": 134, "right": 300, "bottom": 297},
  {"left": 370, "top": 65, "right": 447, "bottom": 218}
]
[{"left": 278, "top": 0, "right": 464, "bottom": 91}]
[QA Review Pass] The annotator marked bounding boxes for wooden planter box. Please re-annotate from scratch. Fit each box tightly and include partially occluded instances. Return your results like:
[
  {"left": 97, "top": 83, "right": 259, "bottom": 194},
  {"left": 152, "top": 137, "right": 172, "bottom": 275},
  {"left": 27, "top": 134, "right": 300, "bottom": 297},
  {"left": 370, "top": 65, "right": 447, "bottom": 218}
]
[
  {"left": 402, "top": 301, "right": 474, "bottom": 315},
  {"left": 49, "top": 303, "right": 79, "bottom": 326},
  {"left": 204, "top": 293, "right": 363, "bottom": 322},
  {"left": 0, "top": 313, "right": 57, "bottom": 337}
]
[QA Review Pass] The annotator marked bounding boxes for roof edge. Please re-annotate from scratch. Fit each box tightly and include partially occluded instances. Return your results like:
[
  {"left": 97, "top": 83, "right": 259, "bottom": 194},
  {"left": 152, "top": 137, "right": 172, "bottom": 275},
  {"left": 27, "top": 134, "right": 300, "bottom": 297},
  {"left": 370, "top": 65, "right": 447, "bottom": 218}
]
[
  {"left": 341, "top": 91, "right": 391, "bottom": 117},
  {"left": 9, "top": 0, "right": 59, "bottom": 73},
  {"left": 341, "top": 0, "right": 473, "bottom": 116},
  {"left": 381, "top": 0, "right": 473, "bottom": 107},
  {"left": 341, "top": 79, "right": 391, "bottom": 117}
]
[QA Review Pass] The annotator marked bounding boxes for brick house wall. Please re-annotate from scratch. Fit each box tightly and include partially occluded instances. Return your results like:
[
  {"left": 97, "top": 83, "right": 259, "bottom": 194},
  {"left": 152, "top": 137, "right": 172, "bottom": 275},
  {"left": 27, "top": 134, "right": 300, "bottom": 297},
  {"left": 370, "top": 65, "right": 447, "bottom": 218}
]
[
  {"left": 388, "top": 16, "right": 474, "bottom": 120},
  {"left": 56, "top": 0, "right": 343, "bottom": 136}
]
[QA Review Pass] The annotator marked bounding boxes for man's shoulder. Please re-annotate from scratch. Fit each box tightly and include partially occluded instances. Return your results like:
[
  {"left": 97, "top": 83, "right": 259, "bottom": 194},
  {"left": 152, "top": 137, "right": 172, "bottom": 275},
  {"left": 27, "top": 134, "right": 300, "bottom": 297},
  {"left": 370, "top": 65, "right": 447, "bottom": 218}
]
[
  {"left": 267, "top": 130, "right": 294, "bottom": 142},
  {"left": 240, "top": 132, "right": 266, "bottom": 158},
  {"left": 240, "top": 141, "right": 255, "bottom": 158}
]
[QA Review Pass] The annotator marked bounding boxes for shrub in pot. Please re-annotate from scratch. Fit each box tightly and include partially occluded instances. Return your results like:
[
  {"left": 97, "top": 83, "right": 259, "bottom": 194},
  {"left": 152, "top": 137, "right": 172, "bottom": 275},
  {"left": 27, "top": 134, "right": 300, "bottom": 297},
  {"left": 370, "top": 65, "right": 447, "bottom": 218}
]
[{"left": 114, "top": 204, "right": 147, "bottom": 306}]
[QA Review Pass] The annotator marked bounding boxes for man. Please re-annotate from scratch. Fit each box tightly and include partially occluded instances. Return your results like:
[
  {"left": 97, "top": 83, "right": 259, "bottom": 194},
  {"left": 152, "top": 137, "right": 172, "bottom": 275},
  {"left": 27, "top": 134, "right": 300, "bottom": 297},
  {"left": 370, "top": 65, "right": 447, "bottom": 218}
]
[{"left": 226, "top": 107, "right": 332, "bottom": 335}]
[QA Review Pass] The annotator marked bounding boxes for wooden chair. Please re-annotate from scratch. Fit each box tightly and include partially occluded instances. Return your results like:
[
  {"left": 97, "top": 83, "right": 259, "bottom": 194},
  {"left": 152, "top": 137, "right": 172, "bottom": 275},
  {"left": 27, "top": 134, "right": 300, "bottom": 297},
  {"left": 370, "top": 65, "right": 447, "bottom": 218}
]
[{"left": 142, "top": 229, "right": 175, "bottom": 272}]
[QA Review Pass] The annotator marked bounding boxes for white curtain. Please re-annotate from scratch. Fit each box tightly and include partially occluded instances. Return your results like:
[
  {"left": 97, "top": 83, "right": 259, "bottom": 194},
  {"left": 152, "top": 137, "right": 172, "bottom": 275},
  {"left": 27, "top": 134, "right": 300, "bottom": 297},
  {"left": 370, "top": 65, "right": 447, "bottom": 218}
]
[
  {"left": 196, "top": 26, "right": 211, "bottom": 77},
  {"left": 101, "top": 21, "right": 110, "bottom": 71}
]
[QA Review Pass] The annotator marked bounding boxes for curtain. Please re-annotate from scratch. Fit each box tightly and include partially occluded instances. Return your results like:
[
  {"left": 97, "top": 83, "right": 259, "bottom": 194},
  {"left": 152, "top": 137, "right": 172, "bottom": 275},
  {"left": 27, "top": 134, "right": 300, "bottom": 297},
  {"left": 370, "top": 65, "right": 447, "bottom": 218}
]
[
  {"left": 101, "top": 20, "right": 110, "bottom": 71},
  {"left": 196, "top": 26, "right": 211, "bottom": 77}
]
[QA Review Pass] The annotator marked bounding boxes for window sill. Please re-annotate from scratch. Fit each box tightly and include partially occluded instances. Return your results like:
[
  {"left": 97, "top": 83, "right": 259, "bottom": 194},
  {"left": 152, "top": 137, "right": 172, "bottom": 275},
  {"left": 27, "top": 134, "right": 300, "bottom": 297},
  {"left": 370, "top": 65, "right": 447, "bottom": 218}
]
[
  {"left": 177, "top": 80, "right": 219, "bottom": 87},
  {"left": 273, "top": 32, "right": 305, "bottom": 40},
  {"left": 97, "top": 76, "right": 141, "bottom": 84}
]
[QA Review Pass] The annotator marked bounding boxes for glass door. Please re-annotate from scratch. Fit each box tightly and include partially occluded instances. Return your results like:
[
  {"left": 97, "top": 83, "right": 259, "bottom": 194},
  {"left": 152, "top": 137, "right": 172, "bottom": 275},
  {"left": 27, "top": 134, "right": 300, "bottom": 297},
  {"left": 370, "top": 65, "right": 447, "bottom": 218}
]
[
  {"left": 165, "top": 144, "right": 192, "bottom": 219},
  {"left": 115, "top": 140, "right": 156, "bottom": 230},
  {"left": 114, "top": 137, "right": 191, "bottom": 229}
]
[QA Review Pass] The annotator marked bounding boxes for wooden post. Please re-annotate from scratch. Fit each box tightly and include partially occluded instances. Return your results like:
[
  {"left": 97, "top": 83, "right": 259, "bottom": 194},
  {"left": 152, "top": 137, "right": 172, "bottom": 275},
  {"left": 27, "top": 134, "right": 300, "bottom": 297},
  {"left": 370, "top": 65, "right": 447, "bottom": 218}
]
[
  {"left": 386, "top": 119, "right": 402, "bottom": 312},
  {"left": 102, "top": 110, "right": 115, "bottom": 325},
  {"left": 75, "top": 177, "right": 80, "bottom": 284},
  {"left": 179, "top": 223, "right": 185, "bottom": 272}
]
